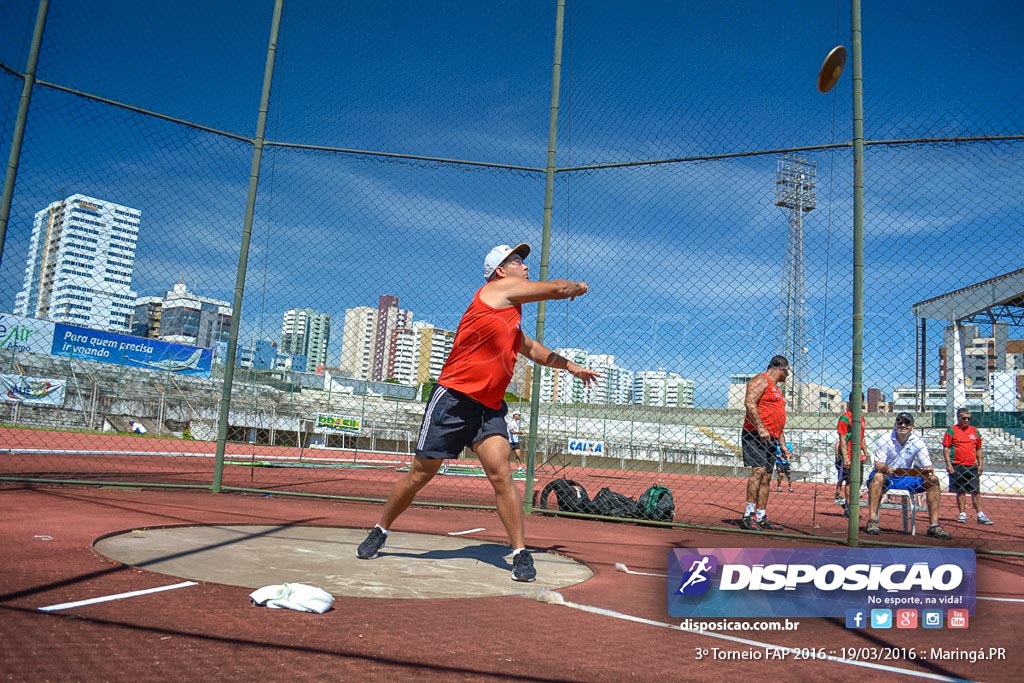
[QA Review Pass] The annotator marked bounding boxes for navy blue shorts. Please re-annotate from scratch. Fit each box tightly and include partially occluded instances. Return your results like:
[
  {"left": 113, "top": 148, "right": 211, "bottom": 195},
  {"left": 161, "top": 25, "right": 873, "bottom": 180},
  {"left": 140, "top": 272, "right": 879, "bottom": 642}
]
[
  {"left": 838, "top": 461, "right": 865, "bottom": 484},
  {"left": 949, "top": 464, "right": 980, "bottom": 494},
  {"left": 415, "top": 385, "right": 509, "bottom": 459},
  {"left": 741, "top": 430, "right": 776, "bottom": 471}
]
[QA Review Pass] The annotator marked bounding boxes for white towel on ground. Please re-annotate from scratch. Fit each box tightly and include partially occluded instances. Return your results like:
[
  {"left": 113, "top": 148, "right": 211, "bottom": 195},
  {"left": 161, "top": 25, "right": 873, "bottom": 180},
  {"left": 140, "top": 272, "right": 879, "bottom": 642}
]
[{"left": 249, "top": 583, "right": 334, "bottom": 614}]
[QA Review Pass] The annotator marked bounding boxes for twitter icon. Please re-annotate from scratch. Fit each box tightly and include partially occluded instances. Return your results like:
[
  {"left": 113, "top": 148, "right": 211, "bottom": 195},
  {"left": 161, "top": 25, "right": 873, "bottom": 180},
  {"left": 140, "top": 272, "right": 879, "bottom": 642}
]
[{"left": 870, "top": 609, "right": 892, "bottom": 629}]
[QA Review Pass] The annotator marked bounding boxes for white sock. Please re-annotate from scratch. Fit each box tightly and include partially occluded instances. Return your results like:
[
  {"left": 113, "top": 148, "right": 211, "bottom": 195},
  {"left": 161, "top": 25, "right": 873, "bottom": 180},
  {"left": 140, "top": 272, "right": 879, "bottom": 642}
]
[
  {"left": 756, "top": 509, "right": 766, "bottom": 521},
  {"left": 375, "top": 524, "right": 390, "bottom": 535},
  {"left": 745, "top": 502, "right": 756, "bottom": 515},
  {"left": 512, "top": 547, "right": 526, "bottom": 557}
]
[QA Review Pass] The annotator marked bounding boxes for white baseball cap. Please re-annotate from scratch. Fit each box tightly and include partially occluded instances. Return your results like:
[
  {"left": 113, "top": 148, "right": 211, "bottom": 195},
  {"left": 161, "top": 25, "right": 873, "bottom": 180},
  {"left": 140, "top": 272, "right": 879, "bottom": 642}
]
[{"left": 483, "top": 243, "right": 530, "bottom": 280}]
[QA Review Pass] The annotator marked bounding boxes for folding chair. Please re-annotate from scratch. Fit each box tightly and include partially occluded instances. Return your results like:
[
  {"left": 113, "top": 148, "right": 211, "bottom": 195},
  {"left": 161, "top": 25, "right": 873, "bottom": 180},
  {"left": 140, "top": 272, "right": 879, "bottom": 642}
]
[
  {"left": 858, "top": 484, "right": 925, "bottom": 535},
  {"left": 880, "top": 488, "right": 925, "bottom": 535}
]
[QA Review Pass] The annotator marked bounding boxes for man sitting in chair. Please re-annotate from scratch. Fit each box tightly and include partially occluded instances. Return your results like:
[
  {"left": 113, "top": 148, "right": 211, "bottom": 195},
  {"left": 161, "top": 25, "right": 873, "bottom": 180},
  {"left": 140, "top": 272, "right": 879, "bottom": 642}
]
[{"left": 864, "top": 412, "right": 952, "bottom": 539}]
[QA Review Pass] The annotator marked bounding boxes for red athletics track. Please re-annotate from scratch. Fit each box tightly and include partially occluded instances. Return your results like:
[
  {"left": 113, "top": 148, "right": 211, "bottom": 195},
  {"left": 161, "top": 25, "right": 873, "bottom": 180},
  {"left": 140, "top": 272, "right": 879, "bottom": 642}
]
[
  {"left": 3, "top": 427, "right": 1021, "bottom": 553},
  {"left": 1, "top": 484, "right": 1022, "bottom": 682}
]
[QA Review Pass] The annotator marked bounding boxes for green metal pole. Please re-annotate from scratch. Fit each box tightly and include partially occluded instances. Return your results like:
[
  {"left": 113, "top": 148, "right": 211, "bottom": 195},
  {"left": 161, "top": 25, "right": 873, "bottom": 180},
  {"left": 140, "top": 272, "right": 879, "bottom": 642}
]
[
  {"left": 213, "top": 0, "right": 283, "bottom": 492},
  {"left": 0, "top": 0, "right": 49, "bottom": 269},
  {"left": 847, "top": 0, "right": 866, "bottom": 547},
  {"left": 525, "top": 0, "right": 566, "bottom": 513}
]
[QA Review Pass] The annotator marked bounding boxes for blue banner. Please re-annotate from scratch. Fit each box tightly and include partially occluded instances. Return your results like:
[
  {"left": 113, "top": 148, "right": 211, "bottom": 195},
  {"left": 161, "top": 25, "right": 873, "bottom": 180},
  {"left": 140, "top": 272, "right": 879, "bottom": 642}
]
[
  {"left": 52, "top": 323, "right": 212, "bottom": 377},
  {"left": 667, "top": 547, "right": 975, "bottom": 618}
]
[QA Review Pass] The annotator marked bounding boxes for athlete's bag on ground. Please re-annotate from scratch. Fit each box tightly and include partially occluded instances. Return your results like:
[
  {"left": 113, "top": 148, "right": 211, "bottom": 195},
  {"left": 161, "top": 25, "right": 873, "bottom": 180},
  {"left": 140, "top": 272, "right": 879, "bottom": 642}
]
[
  {"left": 637, "top": 484, "right": 675, "bottom": 522},
  {"left": 539, "top": 478, "right": 593, "bottom": 514},
  {"left": 590, "top": 487, "right": 641, "bottom": 519}
]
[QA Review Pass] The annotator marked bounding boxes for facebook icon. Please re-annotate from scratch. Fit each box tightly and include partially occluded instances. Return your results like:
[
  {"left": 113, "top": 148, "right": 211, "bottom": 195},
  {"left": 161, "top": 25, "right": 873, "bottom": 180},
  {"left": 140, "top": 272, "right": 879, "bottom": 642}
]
[{"left": 846, "top": 609, "right": 866, "bottom": 629}]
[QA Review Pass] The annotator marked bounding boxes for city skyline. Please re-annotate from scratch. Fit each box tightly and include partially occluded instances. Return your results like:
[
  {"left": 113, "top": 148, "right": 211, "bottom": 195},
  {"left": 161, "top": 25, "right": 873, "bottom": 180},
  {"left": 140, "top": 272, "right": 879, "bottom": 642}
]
[
  {"left": 8, "top": 204, "right": 1020, "bottom": 409},
  {"left": 6, "top": 188, "right": 1020, "bottom": 409}
]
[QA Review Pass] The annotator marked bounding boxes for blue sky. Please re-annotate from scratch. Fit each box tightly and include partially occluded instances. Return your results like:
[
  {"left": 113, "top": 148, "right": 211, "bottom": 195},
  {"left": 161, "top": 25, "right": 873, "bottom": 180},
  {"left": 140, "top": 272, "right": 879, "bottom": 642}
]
[{"left": 1, "top": 1, "right": 1021, "bottom": 407}]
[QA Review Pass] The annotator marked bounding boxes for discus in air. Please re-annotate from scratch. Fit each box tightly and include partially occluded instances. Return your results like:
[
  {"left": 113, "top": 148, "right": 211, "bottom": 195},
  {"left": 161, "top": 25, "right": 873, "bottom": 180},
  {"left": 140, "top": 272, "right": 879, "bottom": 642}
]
[{"left": 817, "top": 45, "right": 847, "bottom": 93}]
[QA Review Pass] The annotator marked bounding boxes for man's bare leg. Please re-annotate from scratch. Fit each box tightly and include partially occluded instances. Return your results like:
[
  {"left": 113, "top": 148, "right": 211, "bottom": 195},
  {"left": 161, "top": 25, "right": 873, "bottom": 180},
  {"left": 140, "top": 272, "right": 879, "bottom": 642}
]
[
  {"left": 746, "top": 467, "right": 766, "bottom": 504},
  {"left": 377, "top": 457, "right": 445, "bottom": 530},
  {"left": 475, "top": 434, "right": 525, "bottom": 548}
]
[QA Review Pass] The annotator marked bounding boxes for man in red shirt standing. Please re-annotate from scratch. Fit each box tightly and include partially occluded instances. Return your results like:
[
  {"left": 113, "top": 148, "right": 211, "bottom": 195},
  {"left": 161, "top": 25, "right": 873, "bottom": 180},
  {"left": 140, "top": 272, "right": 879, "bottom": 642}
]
[
  {"left": 943, "top": 407, "right": 994, "bottom": 525},
  {"left": 835, "top": 393, "right": 868, "bottom": 518},
  {"left": 739, "top": 355, "right": 790, "bottom": 531},
  {"left": 356, "top": 243, "right": 598, "bottom": 582}
]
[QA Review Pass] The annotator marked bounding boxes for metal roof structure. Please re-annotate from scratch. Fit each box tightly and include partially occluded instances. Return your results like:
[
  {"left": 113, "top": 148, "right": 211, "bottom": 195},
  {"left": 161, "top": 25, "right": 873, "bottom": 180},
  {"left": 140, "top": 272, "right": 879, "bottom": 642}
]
[{"left": 912, "top": 268, "right": 1024, "bottom": 325}]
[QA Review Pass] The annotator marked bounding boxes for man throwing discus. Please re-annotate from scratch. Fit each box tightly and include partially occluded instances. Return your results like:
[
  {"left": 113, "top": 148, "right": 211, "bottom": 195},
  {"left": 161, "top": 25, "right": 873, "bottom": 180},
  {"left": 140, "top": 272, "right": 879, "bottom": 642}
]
[{"left": 356, "top": 242, "right": 598, "bottom": 582}]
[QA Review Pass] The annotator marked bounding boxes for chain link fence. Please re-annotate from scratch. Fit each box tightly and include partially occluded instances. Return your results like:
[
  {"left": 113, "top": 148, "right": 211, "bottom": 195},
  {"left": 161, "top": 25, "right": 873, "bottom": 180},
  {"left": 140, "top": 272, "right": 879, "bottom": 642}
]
[{"left": 1, "top": 1, "right": 1021, "bottom": 553}]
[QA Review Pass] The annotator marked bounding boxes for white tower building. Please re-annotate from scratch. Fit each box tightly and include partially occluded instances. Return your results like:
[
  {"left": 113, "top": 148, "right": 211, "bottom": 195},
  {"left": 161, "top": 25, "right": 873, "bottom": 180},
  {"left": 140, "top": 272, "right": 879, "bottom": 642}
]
[{"left": 15, "top": 194, "right": 140, "bottom": 332}]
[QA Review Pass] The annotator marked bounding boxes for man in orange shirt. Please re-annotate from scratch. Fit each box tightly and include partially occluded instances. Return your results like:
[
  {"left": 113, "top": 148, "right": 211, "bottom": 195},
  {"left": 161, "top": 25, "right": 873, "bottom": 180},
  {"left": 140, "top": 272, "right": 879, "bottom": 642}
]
[
  {"left": 943, "top": 407, "right": 994, "bottom": 525},
  {"left": 739, "top": 355, "right": 790, "bottom": 531},
  {"left": 356, "top": 243, "right": 598, "bottom": 582}
]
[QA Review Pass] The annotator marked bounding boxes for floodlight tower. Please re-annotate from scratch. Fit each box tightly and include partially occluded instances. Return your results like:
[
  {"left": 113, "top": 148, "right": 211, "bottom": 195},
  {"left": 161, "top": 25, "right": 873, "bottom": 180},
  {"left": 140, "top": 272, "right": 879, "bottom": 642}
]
[{"left": 774, "top": 155, "right": 816, "bottom": 412}]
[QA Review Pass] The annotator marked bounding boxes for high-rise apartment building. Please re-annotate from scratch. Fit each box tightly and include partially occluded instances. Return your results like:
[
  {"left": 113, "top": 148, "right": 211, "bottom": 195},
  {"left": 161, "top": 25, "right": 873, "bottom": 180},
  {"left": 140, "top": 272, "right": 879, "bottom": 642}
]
[
  {"left": 633, "top": 370, "right": 694, "bottom": 407},
  {"left": 389, "top": 322, "right": 456, "bottom": 386},
  {"left": 280, "top": 308, "right": 331, "bottom": 371},
  {"left": 371, "top": 295, "right": 412, "bottom": 381},
  {"left": 584, "top": 354, "right": 634, "bottom": 405},
  {"left": 341, "top": 304, "right": 451, "bottom": 386},
  {"left": 14, "top": 194, "right": 140, "bottom": 332},
  {"left": 539, "top": 348, "right": 590, "bottom": 404},
  {"left": 340, "top": 306, "right": 375, "bottom": 380}
]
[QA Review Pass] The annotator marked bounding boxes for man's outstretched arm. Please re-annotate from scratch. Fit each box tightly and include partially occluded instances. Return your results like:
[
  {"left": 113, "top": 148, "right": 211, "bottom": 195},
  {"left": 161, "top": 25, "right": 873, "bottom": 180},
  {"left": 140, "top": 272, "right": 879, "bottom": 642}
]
[{"left": 518, "top": 335, "right": 598, "bottom": 386}]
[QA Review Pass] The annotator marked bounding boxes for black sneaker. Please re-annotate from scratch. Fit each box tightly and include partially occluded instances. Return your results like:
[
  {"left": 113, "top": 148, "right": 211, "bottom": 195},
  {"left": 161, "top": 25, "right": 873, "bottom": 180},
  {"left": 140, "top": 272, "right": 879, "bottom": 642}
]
[
  {"left": 865, "top": 519, "right": 881, "bottom": 535},
  {"left": 357, "top": 527, "right": 387, "bottom": 559},
  {"left": 926, "top": 525, "right": 952, "bottom": 540},
  {"left": 739, "top": 514, "right": 759, "bottom": 530},
  {"left": 758, "top": 518, "right": 783, "bottom": 531},
  {"left": 511, "top": 550, "right": 536, "bottom": 582}
]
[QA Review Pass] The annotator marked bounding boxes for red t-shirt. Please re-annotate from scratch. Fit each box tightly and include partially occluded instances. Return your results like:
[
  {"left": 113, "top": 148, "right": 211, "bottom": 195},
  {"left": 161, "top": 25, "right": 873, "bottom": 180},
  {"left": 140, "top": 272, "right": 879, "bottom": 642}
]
[
  {"left": 437, "top": 288, "right": 523, "bottom": 409},
  {"left": 836, "top": 411, "right": 867, "bottom": 462},
  {"left": 943, "top": 424, "right": 982, "bottom": 467},
  {"left": 742, "top": 373, "right": 786, "bottom": 438}
]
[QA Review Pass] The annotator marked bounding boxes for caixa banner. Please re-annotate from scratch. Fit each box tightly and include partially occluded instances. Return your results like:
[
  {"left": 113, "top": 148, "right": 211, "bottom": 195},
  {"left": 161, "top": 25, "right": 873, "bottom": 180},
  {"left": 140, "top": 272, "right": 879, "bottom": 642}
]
[
  {"left": 567, "top": 439, "right": 604, "bottom": 455},
  {"left": 667, "top": 548, "right": 975, "bottom": 618}
]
